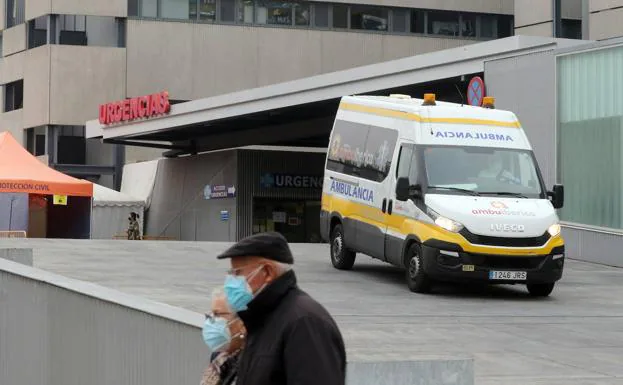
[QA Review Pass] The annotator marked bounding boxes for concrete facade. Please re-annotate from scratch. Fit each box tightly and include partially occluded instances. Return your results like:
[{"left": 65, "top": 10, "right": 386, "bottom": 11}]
[
  {"left": 146, "top": 147, "right": 327, "bottom": 242},
  {"left": 514, "top": 0, "right": 623, "bottom": 40},
  {"left": 0, "top": 0, "right": 515, "bottom": 189}
]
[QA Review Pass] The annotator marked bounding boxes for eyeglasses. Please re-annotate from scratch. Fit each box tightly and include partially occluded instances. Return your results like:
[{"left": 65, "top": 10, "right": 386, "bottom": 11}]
[
  {"left": 226, "top": 263, "right": 263, "bottom": 276},
  {"left": 204, "top": 311, "right": 233, "bottom": 321}
]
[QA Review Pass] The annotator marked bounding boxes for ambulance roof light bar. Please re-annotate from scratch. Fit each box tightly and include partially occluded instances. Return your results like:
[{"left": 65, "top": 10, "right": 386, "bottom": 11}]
[
  {"left": 422, "top": 93, "right": 436, "bottom": 106},
  {"left": 389, "top": 94, "right": 411, "bottom": 99},
  {"left": 482, "top": 96, "right": 495, "bottom": 109}
]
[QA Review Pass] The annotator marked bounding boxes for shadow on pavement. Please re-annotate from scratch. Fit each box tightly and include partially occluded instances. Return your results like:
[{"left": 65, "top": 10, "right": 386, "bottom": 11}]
[{"left": 349, "top": 262, "right": 554, "bottom": 301}]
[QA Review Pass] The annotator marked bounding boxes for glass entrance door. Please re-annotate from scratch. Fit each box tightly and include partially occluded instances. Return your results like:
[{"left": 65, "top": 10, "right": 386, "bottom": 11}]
[{"left": 252, "top": 199, "right": 322, "bottom": 243}]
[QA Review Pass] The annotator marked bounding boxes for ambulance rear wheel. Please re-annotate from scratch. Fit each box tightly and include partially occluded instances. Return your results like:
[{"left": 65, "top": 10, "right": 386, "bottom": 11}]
[
  {"left": 527, "top": 283, "right": 555, "bottom": 297},
  {"left": 405, "top": 244, "right": 432, "bottom": 293},
  {"left": 330, "top": 224, "right": 356, "bottom": 270}
]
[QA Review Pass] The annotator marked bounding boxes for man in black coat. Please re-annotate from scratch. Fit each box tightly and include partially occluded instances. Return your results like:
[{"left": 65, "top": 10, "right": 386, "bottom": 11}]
[{"left": 217, "top": 232, "right": 347, "bottom": 385}]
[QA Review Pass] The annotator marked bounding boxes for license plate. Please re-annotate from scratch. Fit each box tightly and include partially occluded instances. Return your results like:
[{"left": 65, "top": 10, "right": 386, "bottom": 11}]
[{"left": 489, "top": 271, "right": 527, "bottom": 280}]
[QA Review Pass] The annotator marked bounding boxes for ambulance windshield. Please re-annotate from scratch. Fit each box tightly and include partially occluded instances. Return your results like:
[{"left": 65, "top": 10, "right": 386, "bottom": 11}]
[{"left": 422, "top": 146, "right": 544, "bottom": 198}]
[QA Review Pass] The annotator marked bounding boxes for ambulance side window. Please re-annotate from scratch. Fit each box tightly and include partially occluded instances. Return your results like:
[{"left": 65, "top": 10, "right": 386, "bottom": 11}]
[
  {"left": 326, "top": 119, "right": 369, "bottom": 177},
  {"left": 408, "top": 149, "right": 419, "bottom": 183},
  {"left": 396, "top": 144, "right": 415, "bottom": 183},
  {"left": 362, "top": 125, "right": 398, "bottom": 182}
]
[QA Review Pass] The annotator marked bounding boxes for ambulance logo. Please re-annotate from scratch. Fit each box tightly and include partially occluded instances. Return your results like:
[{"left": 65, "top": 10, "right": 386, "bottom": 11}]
[{"left": 490, "top": 201, "right": 508, "bottom": 209}]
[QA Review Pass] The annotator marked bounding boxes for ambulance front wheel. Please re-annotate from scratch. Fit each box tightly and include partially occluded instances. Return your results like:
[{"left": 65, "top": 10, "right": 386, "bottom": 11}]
[
  {"left": 405, "top": 244, "right": 432, "bottom": 293},
  {"left": 330, "top": 224, "right": 356, "bottom": 270}
]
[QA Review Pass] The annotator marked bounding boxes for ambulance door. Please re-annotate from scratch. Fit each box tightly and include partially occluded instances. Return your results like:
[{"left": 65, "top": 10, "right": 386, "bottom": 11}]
[
  {"left": 355, "top": 124, "right": 398, "bottom": 261},
  {"left": 385, "top": 139, "right": 418, "bottom": 266}
]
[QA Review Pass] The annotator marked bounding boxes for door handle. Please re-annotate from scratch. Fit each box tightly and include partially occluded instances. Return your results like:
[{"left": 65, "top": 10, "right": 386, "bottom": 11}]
[
  {"left": 388, "top": 200, "right": 393, "bottom": 215},
  {"left": 381, "top": 198, "right": 387, "bottom": 213}
]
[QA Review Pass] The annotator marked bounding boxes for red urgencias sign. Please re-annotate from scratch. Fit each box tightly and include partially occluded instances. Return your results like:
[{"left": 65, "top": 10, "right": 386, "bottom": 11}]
[{"left": 99, "top": 91, "right": 170, "bottom": 125}]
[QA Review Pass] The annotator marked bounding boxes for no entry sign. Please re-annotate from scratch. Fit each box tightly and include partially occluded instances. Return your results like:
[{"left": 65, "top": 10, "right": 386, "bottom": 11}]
[{"left": 467, "top": 76, "right": 485, "bottom": 106}]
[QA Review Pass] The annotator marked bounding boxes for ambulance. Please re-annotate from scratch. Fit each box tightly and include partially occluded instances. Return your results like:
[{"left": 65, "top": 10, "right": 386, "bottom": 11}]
[{"left": 319, "top": 93, "right": 565, "bottom": 297}]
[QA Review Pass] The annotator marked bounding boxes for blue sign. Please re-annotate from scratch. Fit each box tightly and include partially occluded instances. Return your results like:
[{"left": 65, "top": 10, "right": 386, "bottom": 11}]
[
  {"left": 260, "top": 173, "right": 323, "bottom": 189},
  {"left": 434, "top": 131, "right": 513, "bottom": 142},
  {"left": 467, "top": 76, "right": 485, "bottom": 106},
  {"left": 220, "top": 210, "right": 230, "bottom": 221},
  {"left": 329, "top": 179, "right": 374, "bottom": 203},
  {"left": 204, "top": 185, "right": 236, "bottom": 200}
]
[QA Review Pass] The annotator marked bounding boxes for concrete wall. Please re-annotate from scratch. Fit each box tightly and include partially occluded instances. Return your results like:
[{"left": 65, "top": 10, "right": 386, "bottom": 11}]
[
  {"left": 589, "top": 6, "right": 623, "bottom": 40},
  {"left": 3, "top": 24, "right": 27, "bottom": 57},
  {"left": 125, "top": 20, "right": 472, "bottom": 100},
  {"left": 484, "top": 50, "right": 557, "bottom": 187},
  {"left": 26, "top": 0, "right": 52, "bottom": 21},
  {"left": 0, "top": 51, "right": 25, "bottom": 84},
  {"left": 26, "top": 0, "right": 126, "bottom": 20},
  {"left": 51, "top": 0, "right": 127, "bottom": 17},
  {"left": 0, "top": 109, "right": 25, "bottom": 144},
  {"left": 0, "top": 248, "right": 33, "bottom": 265},
  {"left": 0, "top": 257, "right": 474, "bottom": 385},
  {"left": 146, "top": 150, "right": 238, "bottom": 241},
  {"left": 23, "top": 46, "right": 51, "bottom": 128},
  {"left": 49, "top": 46, "right": 126, "bottom": 125}
]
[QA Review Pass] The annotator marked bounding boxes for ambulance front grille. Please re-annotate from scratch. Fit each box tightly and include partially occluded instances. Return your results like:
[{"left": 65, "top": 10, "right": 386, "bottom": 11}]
[{"left": 459, "top": 228, "right": 551, "bottom": 248}]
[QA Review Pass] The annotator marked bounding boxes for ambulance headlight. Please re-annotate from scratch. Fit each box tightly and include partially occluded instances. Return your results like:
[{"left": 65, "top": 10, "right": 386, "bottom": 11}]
[
  {"left": 427, "top": 208, "right": 464, "bottom": 233},
  {"left": 547, "top": 223, "right": 561, "bottom": 237}
]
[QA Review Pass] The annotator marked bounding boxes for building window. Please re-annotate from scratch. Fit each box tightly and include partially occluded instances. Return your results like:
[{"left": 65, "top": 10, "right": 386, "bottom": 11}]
[
  {"left": 313, "top": 3, "right": 329, "bottom": 28},
  {"left": 410, "top": 10, "right": 425, "bottom": 33},
  {"left": 391, "top": 8, "right": 408, "bottom": 33},
  {"left": 53, "top": 15, "right": 124, "bottom": 47},
  {"left": 237, "top": 0, "right": 254, "bottom": 23},
  {"left": 332, "top": 4, "right": 348, "bottom": 28},
  {"left": 220, "top": 0, "right": 236, "bottom": 22},
  {"left": 497, "top": 15, "right": 513, "bottom": 38},
  {"left": 127, "top": 0, "right": 514, "bottom": 40},
  {"left": 199, "top": 0, "right": 216, "bottom": 21},
  {"left": 428, "top": 10, "right": 459, "bottom": 36},
  {"left": 57, "top": 126, "right": 86, "bottom": 165},
  {"left": 255, "top": 1, "right": 291, "bottom": 25},
  {"left": 561, "top": 19, "right": 582, "bottom": 40},
  {"left": 142, "top": 0, "right": 158, "bottom": 18},
  {"left": 350, "top": 5, "right": 388, "bottom": 31},
  {"left": 6, "top": 0, "right": 25, "bottom": 28},
  {"left": 128, "top": 0, "right": 139, "bottom": 16},
  {"left": 480, "top": 14, "right": 497, "bottom": 38},
  {"left": 460, "top": 13, "right": 476, "bottom": 37},
  {"left": 4, "top": 80, "right": 23, "bottom": 112},
  {"left": 28, "top": 16, "right": 48, "bottom": 49},
  {"left": 558, "top": 46, "right": 623, "bottom": 230},
  {"left": 294, "top": 2, "right": 309, "bottom": 26}
]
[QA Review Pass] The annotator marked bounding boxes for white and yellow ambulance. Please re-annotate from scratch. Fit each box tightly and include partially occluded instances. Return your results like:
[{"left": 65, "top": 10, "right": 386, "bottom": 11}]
[{"left": 320, "top": 93, "right": 565, "bottom": 297}]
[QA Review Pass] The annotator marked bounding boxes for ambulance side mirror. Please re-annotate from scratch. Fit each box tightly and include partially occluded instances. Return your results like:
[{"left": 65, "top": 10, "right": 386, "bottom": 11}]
[
  {"left": 548, "top": 184, "right": 564, "bottom": 209},
  {"left": 396, "top": 177, "right": 422, "bottom": 201}
]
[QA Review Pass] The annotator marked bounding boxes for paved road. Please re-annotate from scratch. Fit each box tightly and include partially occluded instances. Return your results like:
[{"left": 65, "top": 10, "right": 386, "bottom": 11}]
[{"left": 3, "top": 239, "right": 623, "bottom": 384}]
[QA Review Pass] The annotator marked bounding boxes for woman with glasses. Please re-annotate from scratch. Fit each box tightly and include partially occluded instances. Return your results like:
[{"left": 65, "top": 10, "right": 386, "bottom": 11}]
[{"left": 201, "top": 288, "right": 246, "bottom": 385}]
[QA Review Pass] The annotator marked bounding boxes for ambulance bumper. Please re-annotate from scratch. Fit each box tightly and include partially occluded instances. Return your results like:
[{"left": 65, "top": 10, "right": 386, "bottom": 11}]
[{"left": 420, "top": 240, "right": 565, "bottom": 284}]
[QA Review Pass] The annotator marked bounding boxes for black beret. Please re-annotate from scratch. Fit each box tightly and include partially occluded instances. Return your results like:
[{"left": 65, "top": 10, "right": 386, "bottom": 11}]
[{"left": 217, "top": 232, "right": 294, "bottom": 264}]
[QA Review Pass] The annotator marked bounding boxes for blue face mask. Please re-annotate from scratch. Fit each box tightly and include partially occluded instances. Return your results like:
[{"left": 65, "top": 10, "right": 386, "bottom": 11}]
[
  {"left": 202, "top": 317, "right": 231, "bottom": 352},
  {"left": 224, "top": 274, "right": 254, "bottom": 313}
]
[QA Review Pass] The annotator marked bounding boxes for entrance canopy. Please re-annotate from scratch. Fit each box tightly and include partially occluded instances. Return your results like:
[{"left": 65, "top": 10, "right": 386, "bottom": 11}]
[
  {"left": 0, "top": 132, "right": 93, "bottom": 197},
  {"left": 86, "top": 36, "right": 586, "bottom": 157}
]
